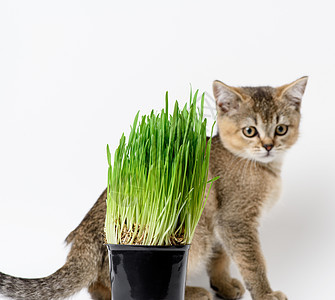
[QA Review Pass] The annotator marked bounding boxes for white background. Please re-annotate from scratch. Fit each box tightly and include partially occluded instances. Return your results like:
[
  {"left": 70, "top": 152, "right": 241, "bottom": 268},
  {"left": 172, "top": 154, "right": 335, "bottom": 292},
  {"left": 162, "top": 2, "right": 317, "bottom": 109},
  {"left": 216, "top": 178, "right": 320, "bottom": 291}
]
[{"left": 0, "top": 1, "right": 334, "bottom": 299}]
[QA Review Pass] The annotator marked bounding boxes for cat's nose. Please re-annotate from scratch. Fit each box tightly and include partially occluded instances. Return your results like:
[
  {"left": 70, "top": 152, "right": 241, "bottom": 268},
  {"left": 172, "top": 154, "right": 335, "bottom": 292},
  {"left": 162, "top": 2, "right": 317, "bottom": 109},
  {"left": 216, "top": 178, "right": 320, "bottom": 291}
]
[{"left": 263, "top": 144, "right": 274, "bottom": 152}]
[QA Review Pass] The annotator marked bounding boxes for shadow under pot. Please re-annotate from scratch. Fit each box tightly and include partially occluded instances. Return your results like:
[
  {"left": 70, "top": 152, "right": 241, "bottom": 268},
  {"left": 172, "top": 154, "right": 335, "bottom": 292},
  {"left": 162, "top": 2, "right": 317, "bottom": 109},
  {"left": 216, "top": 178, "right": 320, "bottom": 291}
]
[{"left": 106, "top": 244, "right": 190, "bottom": 300}]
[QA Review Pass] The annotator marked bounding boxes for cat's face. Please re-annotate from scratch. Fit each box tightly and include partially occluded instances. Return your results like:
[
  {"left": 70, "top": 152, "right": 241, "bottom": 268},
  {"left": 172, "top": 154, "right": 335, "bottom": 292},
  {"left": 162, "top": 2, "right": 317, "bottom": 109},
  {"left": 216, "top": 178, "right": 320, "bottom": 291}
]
[{"left": 213, "top": 77, "right": 308, "bottom": 164}]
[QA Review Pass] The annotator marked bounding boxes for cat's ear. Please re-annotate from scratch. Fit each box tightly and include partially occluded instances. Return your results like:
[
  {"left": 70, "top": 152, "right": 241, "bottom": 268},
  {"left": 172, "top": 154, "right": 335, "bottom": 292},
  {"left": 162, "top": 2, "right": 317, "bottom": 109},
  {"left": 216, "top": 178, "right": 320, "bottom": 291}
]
[
  {"left": 213, "top": 80, "right": 244, "bottom": 115},
  {"left": 277, "top": 76, "right": 308, "bottom": 110}
]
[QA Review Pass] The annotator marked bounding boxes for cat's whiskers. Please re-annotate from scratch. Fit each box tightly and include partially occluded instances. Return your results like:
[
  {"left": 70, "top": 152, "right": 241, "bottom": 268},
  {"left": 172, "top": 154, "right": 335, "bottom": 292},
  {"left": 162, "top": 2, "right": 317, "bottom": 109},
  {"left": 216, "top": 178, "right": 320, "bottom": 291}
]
[
  {"left": 223, "top": 152, "right": 245, "bottom": 177},
  {"left": 240, "top": 159, "right": 250, "bottom": 184},
  {"left": 239, "top": 156, "right": 258, "bottom": 185},
  {"left": 223, "top": 158, "right": 245, "bottom": 182},
  {"left": 250, "top": 157, "right": 261, "bottom": 182}
]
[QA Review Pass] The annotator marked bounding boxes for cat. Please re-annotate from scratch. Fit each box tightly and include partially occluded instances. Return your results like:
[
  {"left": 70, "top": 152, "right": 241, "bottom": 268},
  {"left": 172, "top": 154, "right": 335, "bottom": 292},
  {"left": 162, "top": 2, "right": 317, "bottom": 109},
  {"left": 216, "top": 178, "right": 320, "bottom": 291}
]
[{"left": 0, "top": 76, "right": 308, "bottom": 300}]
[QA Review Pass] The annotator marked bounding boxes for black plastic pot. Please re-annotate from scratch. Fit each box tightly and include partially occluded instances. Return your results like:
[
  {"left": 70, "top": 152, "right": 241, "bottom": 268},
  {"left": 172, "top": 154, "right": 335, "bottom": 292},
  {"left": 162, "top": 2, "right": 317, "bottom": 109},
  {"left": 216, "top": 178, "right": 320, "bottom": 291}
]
[{"left": 106, "top": 244, "right": 190, "bottom": 300}]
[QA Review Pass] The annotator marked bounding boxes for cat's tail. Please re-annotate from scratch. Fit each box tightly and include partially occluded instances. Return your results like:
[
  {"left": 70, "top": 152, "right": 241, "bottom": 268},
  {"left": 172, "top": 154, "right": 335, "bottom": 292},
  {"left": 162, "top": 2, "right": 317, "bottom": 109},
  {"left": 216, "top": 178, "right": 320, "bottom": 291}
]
[
  {"left": 0, "top": 251, "right": 98, "bottom": 300},
  {"left": 0, "top": 189, "right": 108, "bottom": 300}
]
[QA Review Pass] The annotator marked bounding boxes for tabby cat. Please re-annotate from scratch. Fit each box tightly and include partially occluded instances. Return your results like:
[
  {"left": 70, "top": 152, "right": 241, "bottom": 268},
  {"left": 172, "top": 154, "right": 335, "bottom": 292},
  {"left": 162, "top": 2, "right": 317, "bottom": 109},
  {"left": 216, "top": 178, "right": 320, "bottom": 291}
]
[{"left": 0, "top": 76, "right": 308, "bottom": 300}]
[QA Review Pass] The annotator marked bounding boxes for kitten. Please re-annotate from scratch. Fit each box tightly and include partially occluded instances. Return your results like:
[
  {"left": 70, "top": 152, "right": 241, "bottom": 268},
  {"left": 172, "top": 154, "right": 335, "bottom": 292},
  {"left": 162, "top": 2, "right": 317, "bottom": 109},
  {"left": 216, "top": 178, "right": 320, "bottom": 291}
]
[
  {"left": 186, "top": 76, "right": 307, "bottom": 300},
  {"left": 0, "top": 77, "right": 307, "bottom": 300}
]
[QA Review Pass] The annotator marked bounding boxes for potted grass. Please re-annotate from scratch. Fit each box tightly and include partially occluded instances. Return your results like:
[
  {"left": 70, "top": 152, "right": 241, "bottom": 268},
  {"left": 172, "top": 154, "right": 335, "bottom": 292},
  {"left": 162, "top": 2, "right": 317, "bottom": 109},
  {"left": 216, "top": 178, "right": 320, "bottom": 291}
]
[{"left": 105, "top": 90, "right": 216, "bottom": 300}]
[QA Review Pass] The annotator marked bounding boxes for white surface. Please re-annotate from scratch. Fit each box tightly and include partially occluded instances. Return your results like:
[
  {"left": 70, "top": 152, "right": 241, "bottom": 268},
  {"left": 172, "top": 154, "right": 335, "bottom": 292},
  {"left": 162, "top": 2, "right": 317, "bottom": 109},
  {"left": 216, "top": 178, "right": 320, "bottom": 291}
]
[{"left": 0, "top": 1, "right": 334, "bottom": 300}]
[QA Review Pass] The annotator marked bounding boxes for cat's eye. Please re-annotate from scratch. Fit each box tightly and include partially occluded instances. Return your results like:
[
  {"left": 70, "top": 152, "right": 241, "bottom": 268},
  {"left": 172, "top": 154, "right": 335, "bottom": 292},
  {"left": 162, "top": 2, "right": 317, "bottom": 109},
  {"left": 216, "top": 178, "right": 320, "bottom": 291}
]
[
  {"left": 242, "top": 127, "right": 258, "bottom": 138},
  {"left": 275, "top": 125, "right": 288, "bottom": 136}
]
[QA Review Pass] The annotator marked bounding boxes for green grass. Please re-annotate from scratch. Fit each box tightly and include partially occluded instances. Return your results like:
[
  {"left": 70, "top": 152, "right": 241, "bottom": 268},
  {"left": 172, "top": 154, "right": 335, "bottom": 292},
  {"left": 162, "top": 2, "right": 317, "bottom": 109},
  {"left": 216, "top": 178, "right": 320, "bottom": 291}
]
[{"left": 105, "top": 90, "right": 217, "bottom": 246}]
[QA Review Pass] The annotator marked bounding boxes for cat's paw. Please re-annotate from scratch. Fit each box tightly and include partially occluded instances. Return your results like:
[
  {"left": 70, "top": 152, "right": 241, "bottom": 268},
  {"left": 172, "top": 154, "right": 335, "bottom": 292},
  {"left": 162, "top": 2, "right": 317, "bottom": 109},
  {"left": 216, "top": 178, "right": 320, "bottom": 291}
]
[
  {"left": 210, "top": 278, "right": 245, "bottom": 300},
  {"left": 185, "top": 286, "right": 213, "bottom": 300},
  {"left": 262, "top": 291, "right": 287, "bottom": 300}
]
